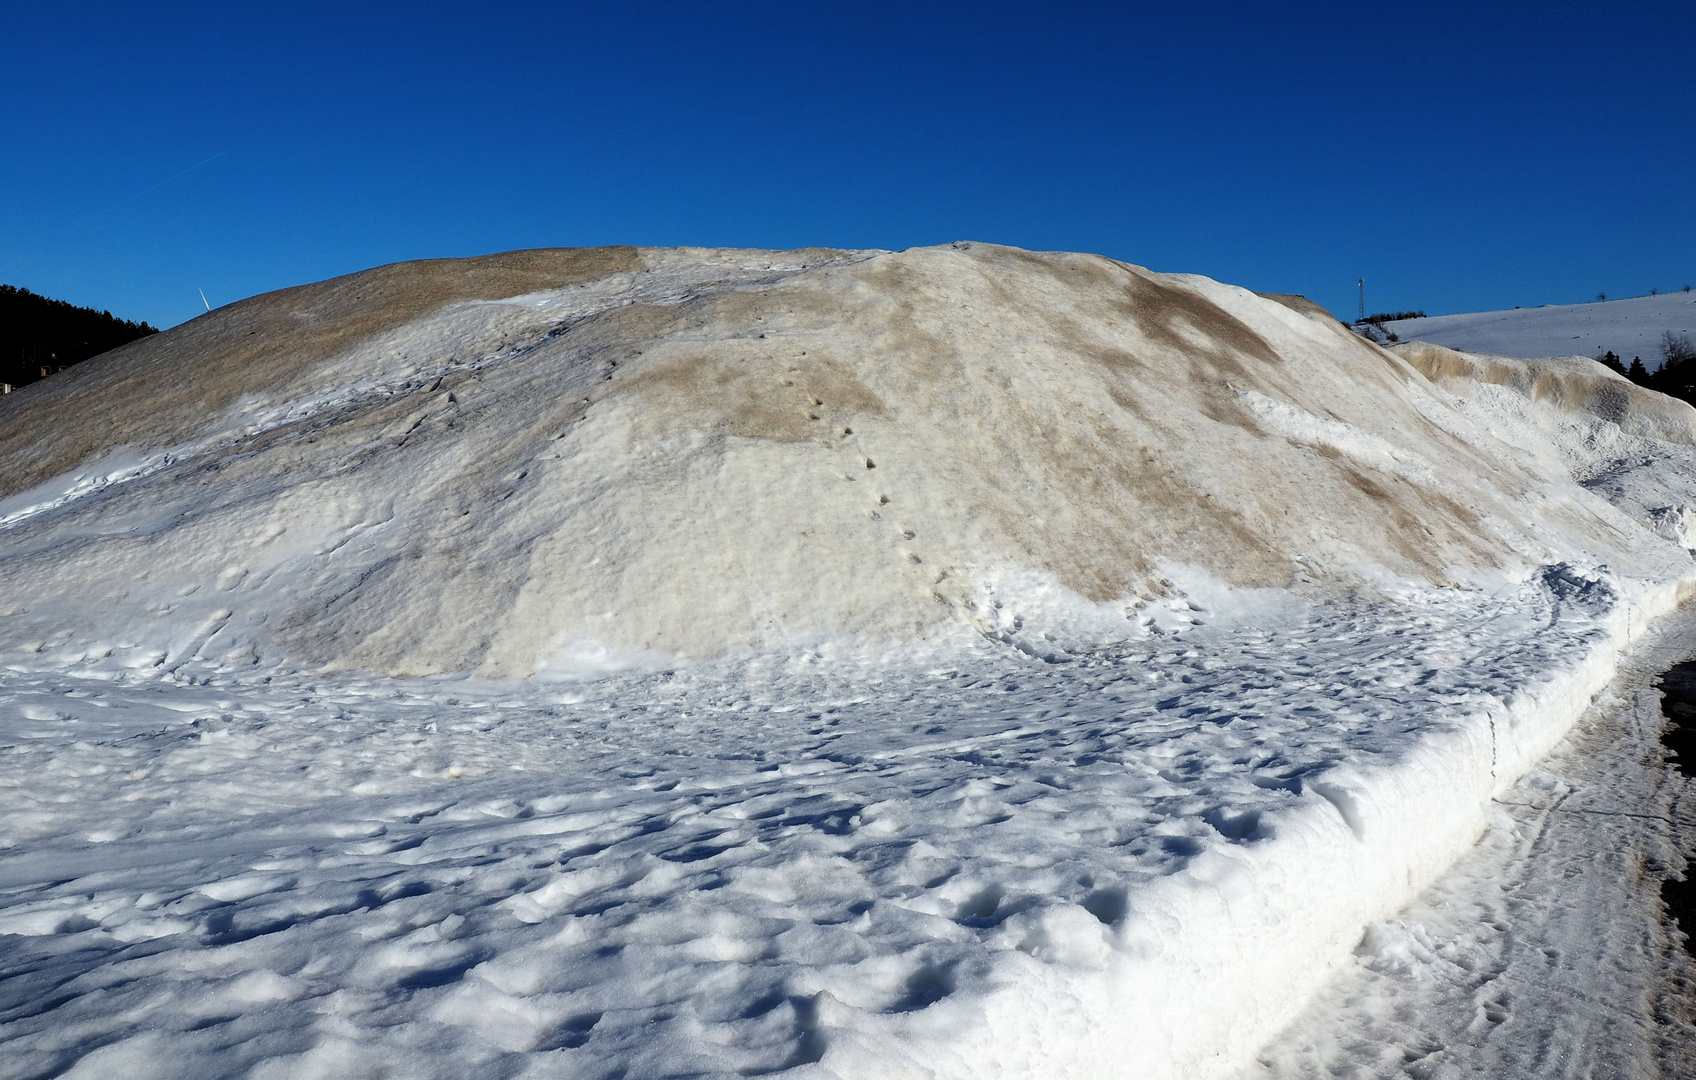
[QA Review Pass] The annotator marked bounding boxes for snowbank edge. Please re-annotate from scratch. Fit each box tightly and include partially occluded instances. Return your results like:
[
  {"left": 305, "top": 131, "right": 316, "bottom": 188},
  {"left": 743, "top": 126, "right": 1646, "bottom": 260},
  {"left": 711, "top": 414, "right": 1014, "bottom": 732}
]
[{"left": 801, "top": 574, "right": 1694, "bottom": 1080}]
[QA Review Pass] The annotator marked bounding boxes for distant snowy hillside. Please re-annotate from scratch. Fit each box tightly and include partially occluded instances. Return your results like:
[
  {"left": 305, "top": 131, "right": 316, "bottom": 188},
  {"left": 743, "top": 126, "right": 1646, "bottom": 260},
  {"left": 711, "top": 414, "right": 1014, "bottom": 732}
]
[
  {"left": 4, "top": 245, "right": 1696, "bottom": 1079},
  {"left": 1380, "top": 290, "right": 1696, "bottom": 364}
]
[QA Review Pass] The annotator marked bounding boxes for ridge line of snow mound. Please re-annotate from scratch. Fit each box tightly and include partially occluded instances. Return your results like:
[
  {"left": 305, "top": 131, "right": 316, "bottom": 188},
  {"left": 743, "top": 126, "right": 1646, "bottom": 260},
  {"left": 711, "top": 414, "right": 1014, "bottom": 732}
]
[{"left": 804, "top": 568, "right": 1691, "bottom": 1080}]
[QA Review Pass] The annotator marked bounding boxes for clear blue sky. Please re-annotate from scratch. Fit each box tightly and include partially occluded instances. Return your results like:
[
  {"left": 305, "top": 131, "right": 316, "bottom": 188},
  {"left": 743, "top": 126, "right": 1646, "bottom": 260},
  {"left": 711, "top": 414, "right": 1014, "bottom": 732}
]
[{"left": 4, "top": 1, "right": 1693, "bottom": 330}]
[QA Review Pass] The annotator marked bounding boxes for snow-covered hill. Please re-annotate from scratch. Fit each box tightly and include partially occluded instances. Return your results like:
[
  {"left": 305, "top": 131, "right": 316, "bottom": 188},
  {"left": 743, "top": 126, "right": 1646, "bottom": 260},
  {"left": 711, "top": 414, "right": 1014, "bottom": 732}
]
[
  {"left": 1, "top": 244, "right": 1691, "bottom": 678},
  {"left": 1380, "top": 290, "right": 1696, "bottom": 365},
  {"left": 4, "top": 245, "right": 1696, "bottom": 1078}
]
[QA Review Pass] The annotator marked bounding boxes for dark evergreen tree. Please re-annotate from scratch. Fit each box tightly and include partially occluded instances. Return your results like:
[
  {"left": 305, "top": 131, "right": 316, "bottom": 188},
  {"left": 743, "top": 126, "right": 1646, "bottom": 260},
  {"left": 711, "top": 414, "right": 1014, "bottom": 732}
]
[
  {"left": 1628, "top": 356, "right": 1650, "bottom": 384},
  {"left": 0, "top": 285, "right": 157, "bottom": 392},
  {"left": 1599, "top": 350, "right": 1625, "bottom": 375}
]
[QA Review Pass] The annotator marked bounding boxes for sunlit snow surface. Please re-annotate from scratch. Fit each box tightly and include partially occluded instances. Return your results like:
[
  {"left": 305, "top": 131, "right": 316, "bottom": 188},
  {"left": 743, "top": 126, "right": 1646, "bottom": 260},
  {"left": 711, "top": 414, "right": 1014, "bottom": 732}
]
[
  {"left": 0, "top": 574, "right": 1634, "bottom": 1079},
  {"left": 6, "top": 246, "right": 1696, "bottom": 1077},
  {"left": 1381, "top": 291, "right": 1696, "bottom": 363}
]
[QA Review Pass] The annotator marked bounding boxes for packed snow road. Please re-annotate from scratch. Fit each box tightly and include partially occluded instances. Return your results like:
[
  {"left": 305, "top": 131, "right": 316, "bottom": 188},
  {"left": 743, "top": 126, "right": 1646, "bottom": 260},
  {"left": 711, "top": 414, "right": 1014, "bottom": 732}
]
[
  {"left": 1249, "top": 606, "right": 1696, "bottom": 1079},
  {"left": 0, "top": 572, "right": 1668, "bottom": 1080}
]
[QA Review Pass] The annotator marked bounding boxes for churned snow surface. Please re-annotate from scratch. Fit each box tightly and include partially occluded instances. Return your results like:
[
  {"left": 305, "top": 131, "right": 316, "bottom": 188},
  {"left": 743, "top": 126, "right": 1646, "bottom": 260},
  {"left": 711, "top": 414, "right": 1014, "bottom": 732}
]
[
  {"left": 0, "top": 578, "right": 1677, "bottom": 1080},
  {"left": 1380, "top": 291, "right": 1696, "bottom": 364},
  {"left": 4, "top": 243, "right": 1696, "bottom": 1078}
]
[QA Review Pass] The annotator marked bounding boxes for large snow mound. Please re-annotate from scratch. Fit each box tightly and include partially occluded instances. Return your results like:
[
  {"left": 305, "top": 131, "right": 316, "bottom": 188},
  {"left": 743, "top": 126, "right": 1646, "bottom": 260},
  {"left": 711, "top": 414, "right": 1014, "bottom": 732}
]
[{"left": 0, "top": 243, "right": 1692, "bottom": 678}]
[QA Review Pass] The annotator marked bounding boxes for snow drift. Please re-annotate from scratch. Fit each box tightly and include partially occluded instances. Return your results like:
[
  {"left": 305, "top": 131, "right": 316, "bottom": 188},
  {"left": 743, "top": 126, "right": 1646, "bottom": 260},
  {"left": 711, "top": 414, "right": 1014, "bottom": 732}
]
[
  {"left": 6, "top": 244, "right": 1696, "bottom": 1080},
  {"left": 0, "top": 243, "right": 1690, "bottom": 677}
]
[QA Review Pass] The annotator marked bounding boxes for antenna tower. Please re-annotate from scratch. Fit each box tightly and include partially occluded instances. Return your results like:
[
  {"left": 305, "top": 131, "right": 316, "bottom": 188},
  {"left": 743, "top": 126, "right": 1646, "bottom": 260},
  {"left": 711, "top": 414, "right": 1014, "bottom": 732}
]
[{"left": 1358, "top": 278, "right": 1365, "bottom": 321}]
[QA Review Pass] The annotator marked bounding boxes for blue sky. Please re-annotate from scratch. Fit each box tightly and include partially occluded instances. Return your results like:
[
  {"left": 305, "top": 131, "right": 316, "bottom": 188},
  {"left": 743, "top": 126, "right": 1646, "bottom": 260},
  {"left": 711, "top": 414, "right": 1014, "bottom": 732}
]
[{"left": 3, "top": 1, "right": 1692, "bottom": 329}]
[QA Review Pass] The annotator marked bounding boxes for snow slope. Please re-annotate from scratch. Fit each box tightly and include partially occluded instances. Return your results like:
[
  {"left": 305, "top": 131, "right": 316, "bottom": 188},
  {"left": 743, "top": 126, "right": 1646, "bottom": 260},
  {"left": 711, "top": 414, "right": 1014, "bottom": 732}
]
[
  {"left": 0, "top": 243, "right": 1691, "bottom": 678},
  {"left": 5, "top": 244, "right": 1696, "bottom": 1078},
  {"left": 1380, "top": 291, "right": 1696, "bottom": 365}
]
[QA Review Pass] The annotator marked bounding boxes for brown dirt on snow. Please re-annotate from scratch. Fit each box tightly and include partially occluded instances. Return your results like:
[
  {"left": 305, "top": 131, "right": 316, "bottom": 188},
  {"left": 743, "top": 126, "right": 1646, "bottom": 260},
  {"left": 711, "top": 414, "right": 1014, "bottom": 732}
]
[{"left": 0, "top": 246, "right": 641, "bottom": 498}]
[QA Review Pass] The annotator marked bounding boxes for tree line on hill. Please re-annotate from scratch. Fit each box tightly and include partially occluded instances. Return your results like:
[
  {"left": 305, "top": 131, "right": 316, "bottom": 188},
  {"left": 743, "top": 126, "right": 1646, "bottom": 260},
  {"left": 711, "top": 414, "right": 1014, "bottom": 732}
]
[
  {"left": 1357, "top": 310, "right": 1426, "bottom": 326},
  {"left": 1351, "top": 311, "right": 1425, "bottom": 344},
  {"left": 0, "top": 284, "right": 158, "bottom": 393},
  {"left": 1599, "top": 331, "right": 1696, "bottom": 404}
]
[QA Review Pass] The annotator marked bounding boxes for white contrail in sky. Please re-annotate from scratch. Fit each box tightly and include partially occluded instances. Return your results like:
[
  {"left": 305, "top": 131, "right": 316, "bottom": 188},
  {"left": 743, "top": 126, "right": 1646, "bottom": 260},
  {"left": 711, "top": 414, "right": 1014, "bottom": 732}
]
[
  {"left": 199, "top": 289, "right": 211, "bottom": 312},
  {"left": 118, "top": 152, "right": 225, "bottom": 208}
]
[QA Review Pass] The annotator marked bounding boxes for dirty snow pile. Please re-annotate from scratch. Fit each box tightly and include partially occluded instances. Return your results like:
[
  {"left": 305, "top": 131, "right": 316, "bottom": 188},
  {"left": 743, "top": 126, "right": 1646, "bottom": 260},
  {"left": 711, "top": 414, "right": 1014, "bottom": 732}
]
[
  {"left": 3, "top": 243, "right": 1696, "bottom": 1079},
  {"left": 1378, "top": 290, "right": 1696, "bottom": 364}
]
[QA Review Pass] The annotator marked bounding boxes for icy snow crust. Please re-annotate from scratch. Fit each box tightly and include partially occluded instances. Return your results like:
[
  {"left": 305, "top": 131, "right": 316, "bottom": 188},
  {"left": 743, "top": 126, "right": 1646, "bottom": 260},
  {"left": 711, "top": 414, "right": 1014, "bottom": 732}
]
[{"left": 4, "top": 244, "right": 1696, "bottom": 1077}]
